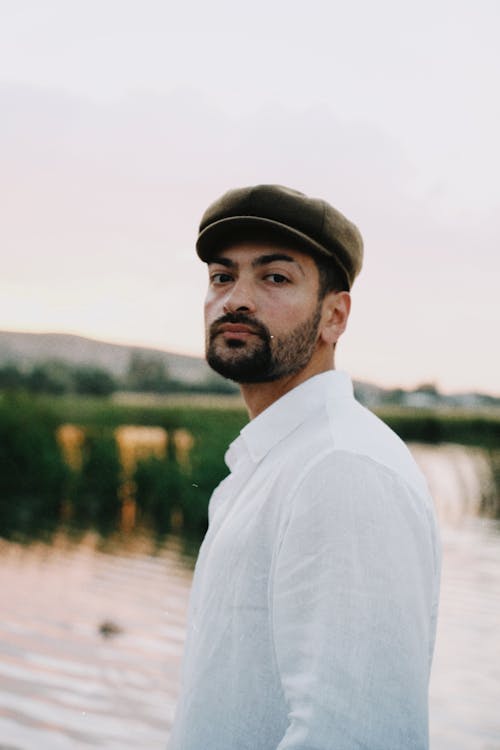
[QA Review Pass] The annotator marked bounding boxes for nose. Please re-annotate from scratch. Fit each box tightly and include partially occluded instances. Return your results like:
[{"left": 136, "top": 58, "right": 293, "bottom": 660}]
[{"left": 222, "top": 278, "right": 257, "bottom": 315}]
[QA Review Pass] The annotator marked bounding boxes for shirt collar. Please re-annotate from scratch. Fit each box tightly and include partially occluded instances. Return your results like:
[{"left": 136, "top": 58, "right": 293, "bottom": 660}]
[{"left": 225, "top": 370, "right": 353, "bottom": 470}]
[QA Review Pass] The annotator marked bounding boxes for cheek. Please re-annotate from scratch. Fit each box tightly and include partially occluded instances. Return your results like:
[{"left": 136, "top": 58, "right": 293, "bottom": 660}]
[
  {"left": 264, "top": 291, "right": 316, "bottom": 325},
  {"left": 204, "top": 292, "right": 222, "bottom": 325},
  {"left": 203, "top": 302, "right": 212, "bottom": 326}
]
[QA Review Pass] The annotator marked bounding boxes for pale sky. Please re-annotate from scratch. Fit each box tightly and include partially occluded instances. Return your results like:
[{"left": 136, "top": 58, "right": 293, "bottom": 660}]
[{"left": 1, "top": 0, "right": 499, "bottom": 394}]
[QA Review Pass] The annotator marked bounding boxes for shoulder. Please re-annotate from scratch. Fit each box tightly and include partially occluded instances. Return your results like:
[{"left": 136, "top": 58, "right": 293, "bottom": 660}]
[
  {"left": 277, "top": 395, "right": 429, "bottom": 501},
  {"left": 281, "top": 449, "right": 440, "bottom": 577},
  {"left": 290, "top": 449, "right": 424, "bottom": 521},
  {"left": 326, "top": 398, "right": 429, "bottom": 495}
]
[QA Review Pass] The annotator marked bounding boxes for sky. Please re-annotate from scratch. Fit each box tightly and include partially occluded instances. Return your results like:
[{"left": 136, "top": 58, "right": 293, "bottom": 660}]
[{"left": 1, "top": 0, "right": 499, "bottom": 394}]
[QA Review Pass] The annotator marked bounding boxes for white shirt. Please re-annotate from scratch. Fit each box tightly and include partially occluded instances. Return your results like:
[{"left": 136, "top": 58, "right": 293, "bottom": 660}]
[{"left": 168, "top": 371, "right": 441, "bottom": 750}]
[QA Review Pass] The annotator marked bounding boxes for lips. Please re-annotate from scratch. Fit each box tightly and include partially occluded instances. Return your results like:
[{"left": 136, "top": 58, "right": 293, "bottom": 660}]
[
  {"left": 209, "top": 314, "right": 268, "bottom": 344},
  {"left": 218, "top": 323, "right": 258, "bottom": 335}
]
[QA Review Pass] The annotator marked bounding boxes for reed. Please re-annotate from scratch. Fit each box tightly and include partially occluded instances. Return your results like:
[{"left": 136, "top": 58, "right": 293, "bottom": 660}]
[
  {"left": 1, "top": 392, "right": 499, "bottom": 539},
  {"left": 71, "top": 428, "right": 122, "bottom": 533},
  {"left": 376, "top": 407, "right": 500, "bottom": 448},
  {"left": 0, "top": 393, "right": 67, "bottom": 537}
]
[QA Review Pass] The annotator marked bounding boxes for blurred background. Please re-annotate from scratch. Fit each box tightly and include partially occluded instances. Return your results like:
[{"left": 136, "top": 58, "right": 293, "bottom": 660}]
[{"left": 0, "top": 1, "right": 499, "bottom": 748}]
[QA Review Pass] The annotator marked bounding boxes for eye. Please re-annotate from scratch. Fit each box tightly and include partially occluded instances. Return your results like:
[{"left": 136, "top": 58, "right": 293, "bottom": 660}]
[
  {"left": 210, "top": 272, "right": 233, "bottom": 285},
  {"left": 265, "top": 273, "right": 289, "bottom": 284}
]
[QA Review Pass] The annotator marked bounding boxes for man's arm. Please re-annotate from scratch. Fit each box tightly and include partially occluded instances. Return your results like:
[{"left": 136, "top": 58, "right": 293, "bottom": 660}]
[{"left": 271, "top": 450, "right": 440, "bottom": 750}]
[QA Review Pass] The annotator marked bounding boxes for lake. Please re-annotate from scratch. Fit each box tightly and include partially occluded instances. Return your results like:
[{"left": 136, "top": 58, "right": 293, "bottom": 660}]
[{"left": 0, "top": 443, "right": 499, "bottom": 749}]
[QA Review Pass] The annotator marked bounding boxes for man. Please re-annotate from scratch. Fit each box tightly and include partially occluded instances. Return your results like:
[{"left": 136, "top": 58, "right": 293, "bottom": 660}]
[{"left": 168, "top": 185, "right": 441, "bottom": 749}]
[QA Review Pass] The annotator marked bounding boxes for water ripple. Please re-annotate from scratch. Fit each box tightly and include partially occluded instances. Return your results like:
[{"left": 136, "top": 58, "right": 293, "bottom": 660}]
[{"left": 1, "top": 446, "right": 500, "bottom": 748}]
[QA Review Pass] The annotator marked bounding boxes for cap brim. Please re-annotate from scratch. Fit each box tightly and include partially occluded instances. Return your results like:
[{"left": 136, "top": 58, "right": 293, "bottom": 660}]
[{"left": 196, "top": 215, "right": 335, "bottom": 259}]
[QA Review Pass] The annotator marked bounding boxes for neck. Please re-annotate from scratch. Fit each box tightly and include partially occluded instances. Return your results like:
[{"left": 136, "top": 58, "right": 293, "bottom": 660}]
[{"left": 240, "top": 353, "right": 335, "bottom": 419}]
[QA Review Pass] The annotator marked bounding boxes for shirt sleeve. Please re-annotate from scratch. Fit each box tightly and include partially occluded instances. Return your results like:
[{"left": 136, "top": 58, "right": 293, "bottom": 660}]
[{"left": 271, "top": 450, "right": 440, "bottom": 750}]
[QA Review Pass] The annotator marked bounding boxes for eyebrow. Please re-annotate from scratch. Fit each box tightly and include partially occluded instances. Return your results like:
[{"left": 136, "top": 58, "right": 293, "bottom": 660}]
[
  {"left": 252, "top": 253, "right": 298, "bottom": 268},
  {"left": 209, "top": 253, "right": 304, "bottom": 274}
]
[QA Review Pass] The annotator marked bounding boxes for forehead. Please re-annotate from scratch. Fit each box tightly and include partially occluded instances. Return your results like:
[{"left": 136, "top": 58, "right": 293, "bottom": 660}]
[{"left": 208, "top": 239, "right": 318, "bottom": 273}]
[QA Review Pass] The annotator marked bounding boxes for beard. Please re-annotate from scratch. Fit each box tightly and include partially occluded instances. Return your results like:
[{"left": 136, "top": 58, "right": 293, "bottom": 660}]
[{"left": 205, "top": 305, "right": 322, "bottom": 384}]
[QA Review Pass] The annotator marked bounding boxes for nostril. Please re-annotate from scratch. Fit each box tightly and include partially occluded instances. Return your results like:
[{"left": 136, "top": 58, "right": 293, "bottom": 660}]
[{"left": 223, "top": 302, "right": 251, "bottom": 314}]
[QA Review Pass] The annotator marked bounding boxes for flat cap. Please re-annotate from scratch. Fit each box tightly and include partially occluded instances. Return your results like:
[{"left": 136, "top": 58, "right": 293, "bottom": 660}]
[{"left": 196, "top": 184, "right": 363, "bottom": 288}]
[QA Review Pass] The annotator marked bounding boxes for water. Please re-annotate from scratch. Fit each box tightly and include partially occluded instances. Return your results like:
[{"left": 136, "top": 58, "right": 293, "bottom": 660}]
[
  {"left": 0, "top": 533, "right": 194, "bottom": 749},
  {"left": 412, "top": 445, "right": 500, "bottom": 750},
  {"left": 0, "top": 444, "right": 499, "bottom": 749}
]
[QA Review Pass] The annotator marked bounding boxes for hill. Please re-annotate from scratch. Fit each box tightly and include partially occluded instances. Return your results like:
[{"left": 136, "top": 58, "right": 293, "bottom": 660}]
[{"left": 0, "top": 330, "right": 214, "bottom": 384}]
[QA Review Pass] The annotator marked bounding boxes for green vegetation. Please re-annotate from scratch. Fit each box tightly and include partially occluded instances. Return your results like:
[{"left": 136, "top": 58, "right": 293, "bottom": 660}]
[
  {"left": 134, "top": 455, "right": 181, "bottom": 532},
  {"left": 376, "top": 407, "right": 500, "bottom": 449},
  {"left": 0, "top": 360, "right": 116, "bottom": 396},
  {"left": 0, "top": 354, "right": 238, "bottom": 398},
  {"left": 0, "top": 391, "right": 498, "bottom": 541},
  {"left": 0, "top": 391, "right": 246, "bottom": 540},
  {"left": 72, "top": 429, "right": 123, "bottom": 532},
  {"left": 125, "top": 352, "right": 174, "bottom": 393},
  {"left": 0, "top": 393, "right": 67, "bottom": 538}
]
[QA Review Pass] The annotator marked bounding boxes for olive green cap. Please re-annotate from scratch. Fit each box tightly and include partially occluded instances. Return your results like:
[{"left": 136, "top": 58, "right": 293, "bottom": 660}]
[{"left": 196, "top": 184, "right": 363, "bottom": 288}]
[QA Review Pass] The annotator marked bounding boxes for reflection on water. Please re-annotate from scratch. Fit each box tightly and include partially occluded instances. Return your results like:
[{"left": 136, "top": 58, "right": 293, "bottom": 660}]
[
  {"left": 0, "top": 444, "right": 499, "bottom": 749},
  {"left": 411, "top": 444, "right": 500, "bottom": 750},
  {"left": 411, "top": 443, "right": 498, "bottom": 524},
  {"left": 0, "top": 532, "right": 195, "bottom": 749},
  {"left": 430, "top": 518, "right": 500, "bottom": 750}
]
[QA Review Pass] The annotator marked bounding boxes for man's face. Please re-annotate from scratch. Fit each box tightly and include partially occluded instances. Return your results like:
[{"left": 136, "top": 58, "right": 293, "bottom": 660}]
[{"left": 204, "top": 241, "right": 324, "bottom": 384}]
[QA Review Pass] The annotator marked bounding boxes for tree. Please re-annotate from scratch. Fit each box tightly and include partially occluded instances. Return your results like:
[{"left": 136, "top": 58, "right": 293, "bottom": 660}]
[
  {"left": 73, "top": 366, "right": 116, "bottom": 396},
  {"left": 125, "top": 352, "right": 171, "bottom": 392},
  {"left": 0, "top": 364, "right": 25, "bottom": 391},
  {"left": 414, "top": 382, "right": 440, "bottom": 398},
  {"left": 27, "top": 361, "right": 73, "bottom": 394}
]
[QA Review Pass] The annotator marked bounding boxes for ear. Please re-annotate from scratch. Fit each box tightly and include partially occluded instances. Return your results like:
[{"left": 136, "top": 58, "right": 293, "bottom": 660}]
[{"left": 318, "top": 291, "right": 351, "bottom": 346}]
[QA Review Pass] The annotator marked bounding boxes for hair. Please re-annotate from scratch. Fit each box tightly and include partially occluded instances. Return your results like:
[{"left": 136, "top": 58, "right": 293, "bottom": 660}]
[{"left": 312, "top": 253, "right": 350, "bottom": 299}]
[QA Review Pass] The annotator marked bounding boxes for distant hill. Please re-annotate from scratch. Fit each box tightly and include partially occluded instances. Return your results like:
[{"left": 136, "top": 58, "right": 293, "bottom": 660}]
[
  {"left": 1, "top": 330, "right": 498, "bottom": 409},
  {"left": 0, "top": 330, "right": 214, "bottom": 384}
]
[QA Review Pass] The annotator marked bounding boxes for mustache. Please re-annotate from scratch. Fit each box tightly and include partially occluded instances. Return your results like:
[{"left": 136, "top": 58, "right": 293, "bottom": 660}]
[{"left": 209, "top": 312, "right": 270, "bottom": 340}]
